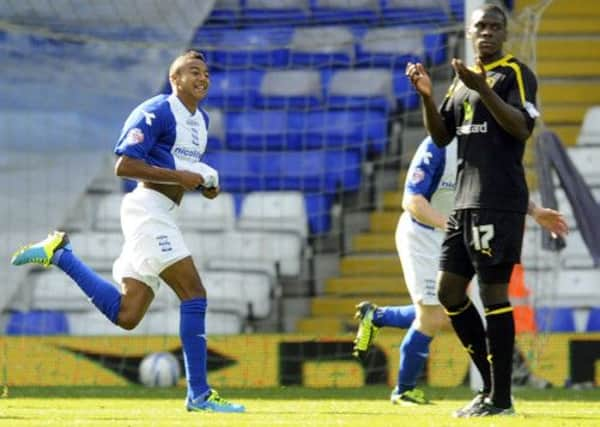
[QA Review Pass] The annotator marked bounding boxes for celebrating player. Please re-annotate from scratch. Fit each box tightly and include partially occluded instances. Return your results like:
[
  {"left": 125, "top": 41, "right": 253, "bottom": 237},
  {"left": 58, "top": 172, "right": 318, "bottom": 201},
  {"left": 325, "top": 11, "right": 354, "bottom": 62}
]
[
  {"left": 11, "top": 50, "right": 244, "bottom": 413},
  {"left": 352, "top": 136, "right": 567, "bottom": 406},
  {"left": 404, "top": 4, "right": 548, "bottom": 417}
]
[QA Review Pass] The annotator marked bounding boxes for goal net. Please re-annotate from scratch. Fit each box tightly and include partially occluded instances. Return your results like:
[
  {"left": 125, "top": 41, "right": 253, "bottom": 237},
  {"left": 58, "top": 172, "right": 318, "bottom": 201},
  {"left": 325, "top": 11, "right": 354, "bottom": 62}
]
[{"left": 0, "top": 0, "right": 567, "bottom": 390}]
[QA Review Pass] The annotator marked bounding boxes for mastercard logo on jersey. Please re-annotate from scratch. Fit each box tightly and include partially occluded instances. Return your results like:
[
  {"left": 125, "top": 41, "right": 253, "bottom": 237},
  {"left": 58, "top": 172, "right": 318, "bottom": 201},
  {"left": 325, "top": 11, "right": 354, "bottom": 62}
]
[{"left": 125, "top": 128, "right": 145, "bottom": 145}]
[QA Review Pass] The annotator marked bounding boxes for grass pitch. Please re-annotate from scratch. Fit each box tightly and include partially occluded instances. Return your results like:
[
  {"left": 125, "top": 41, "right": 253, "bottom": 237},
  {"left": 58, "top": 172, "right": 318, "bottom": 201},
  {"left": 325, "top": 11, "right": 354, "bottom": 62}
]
[{"left": 1, "top": 385, "right": 599, "bottom": 426}]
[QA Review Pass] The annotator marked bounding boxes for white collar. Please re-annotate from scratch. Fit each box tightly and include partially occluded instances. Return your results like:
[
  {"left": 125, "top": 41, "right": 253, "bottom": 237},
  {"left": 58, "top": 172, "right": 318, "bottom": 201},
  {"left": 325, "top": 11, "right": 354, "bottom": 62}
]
[{"left": 168, "top": 94, "right": 200, "bottom": 120}]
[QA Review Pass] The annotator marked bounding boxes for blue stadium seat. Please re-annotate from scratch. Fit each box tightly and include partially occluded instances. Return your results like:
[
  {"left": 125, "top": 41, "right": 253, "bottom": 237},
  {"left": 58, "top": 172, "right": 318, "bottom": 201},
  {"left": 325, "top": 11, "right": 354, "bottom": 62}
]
[
  {"left": 305, "top": 193, "right": 335, "bottom": 234},
  {"left": 242, "top": 0, "right": 311, "bottom": 25},
  {"left": 289, "top": 26, "right": 355, "bottom": 68},
  {"left": 535, "top": 307, "right": 576, "bottom": 332},
  {"left": 6, "top": 310, "right": 69, "bottom": 335},
  {"left": 299, "top": 110, "right": 388, "bottom": 154},
  {"left": 311, "top": 0, "right": 380, "bottom": 25},
  {"left": 255, "top": 70, "right": 323, "bottom": 109},
  {"left": 204, "top": 70, "right": 264, "bottom": 110},
  {"left": 204, "top": 149, "right": 361, "bottom": 193},
  {"left": 393, "top": 71, "right": 419, "bottom": 110},
  {"left": 380, "top": 0, "right": 450, "bottom": 24},
  {"left": 206, "top": 108, "right": 226, "bottom": 150},
  {"left": 585, "top": 307, "right": 600, "bottom": 332},
  {"left": 226, "top": 110, "right": 295, "bottom": 150},
  {"left": 206, "top": 27, "right": 293, "bottom": 69},
  {"left": 449, "top": 0, "right": 465, "bottom": 20}
]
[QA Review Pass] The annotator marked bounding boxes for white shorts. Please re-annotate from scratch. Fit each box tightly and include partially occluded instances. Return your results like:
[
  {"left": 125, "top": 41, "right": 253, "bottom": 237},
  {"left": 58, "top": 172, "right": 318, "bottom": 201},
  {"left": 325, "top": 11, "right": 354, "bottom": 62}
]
[
  {"left": 112, "top": 187, "right": 191, "bottom": 294},
  {"left": 395, "top": 212, "right": 444, "bottom": 306}
]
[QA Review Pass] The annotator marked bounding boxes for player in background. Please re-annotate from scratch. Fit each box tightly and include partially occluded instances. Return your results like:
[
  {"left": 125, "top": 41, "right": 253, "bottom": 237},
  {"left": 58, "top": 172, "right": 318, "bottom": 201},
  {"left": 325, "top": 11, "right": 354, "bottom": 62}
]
[
  {"left": 405, "top": 3, "right": 545, "bottom": 417},
  {"left": 352, "top": 136, "right": 567, "bottom": 406},
  {"left": 11, "top": 50, "right": 244, "bottom": 413}
]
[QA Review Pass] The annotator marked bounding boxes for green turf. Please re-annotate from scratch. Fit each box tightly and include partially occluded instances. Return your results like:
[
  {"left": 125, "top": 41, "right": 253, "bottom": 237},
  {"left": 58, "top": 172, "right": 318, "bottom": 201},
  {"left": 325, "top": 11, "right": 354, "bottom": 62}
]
[{"left": 2, "top": 385, "right": 600, "bottom": 426}]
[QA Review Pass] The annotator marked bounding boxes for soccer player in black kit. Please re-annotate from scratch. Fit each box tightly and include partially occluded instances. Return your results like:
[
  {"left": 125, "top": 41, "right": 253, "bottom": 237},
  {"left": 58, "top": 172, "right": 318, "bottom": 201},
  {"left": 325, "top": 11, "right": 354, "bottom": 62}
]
[{"left": 406, "top": 4, "right": 539, "bottom": 417}]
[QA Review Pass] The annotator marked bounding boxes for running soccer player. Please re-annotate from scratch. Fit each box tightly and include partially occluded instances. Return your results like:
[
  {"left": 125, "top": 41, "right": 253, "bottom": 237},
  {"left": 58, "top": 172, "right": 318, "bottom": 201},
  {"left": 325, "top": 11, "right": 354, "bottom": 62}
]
[
  {"left": 405, "top": 4, "right": 543, "bottom": 416},
  {"left": 11, "top": 50, "right": 244, "bottom": 413},
  {"left": 352, "top": 136, "right": 567, "bottom": 406}
]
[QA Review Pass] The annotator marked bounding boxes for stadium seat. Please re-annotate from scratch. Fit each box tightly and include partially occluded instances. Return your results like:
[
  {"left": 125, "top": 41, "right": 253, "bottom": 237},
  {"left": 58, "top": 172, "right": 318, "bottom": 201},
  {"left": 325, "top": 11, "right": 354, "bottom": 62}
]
[
  {"left": 585, "top": 307, "right": 600, "bottom": 331},
  {"left": 576, "top": 106, "right": 600, "bottom": 145},
  {"left": 177, "top": 192, "right": 236, "bottom": 232},
  {"left": 207, "top": 27, "right": 293, "bottom": 68},
  {"left": 206, "top": 108, "right": 226, "bottom": 150},
  {"left": 238, "top": 191, "right": 309, "bottom": 238},
  {"left": 206, "top": 230, "right": 304, "bottom": 276},
  {"left": 325, "top": 69, "right": 395, "bottom": 114},
  {"left": 204, "top": 270, "right": 274, "bottom": 318},
  {"left": 203, "top": 70, "right": 264, "bottom": 110},
  {"left": 561, "top": 231, "right": 596, "bottom": 269},
  {"left": 355, "top": 27, "right": 423, "bottom": 69},
  {"left": 205, "top": 0, "right": 241, "bottom": 25},
  {"left": 304, "top": 193, "right": 334, "bottom": 234},
  {"left": 226, "top": 110, "right": 293, "bottom": 150},
  {"left": 29, "top": 270, "right": 114, "bottom": 311},
  {"left": 393, "top": 70, "right": 419, "bottom": 110},
  {"left": 379, "top": 0, "right": 450, "bottom": 24},
  {"left": 289, "top": 26, "right": 355, "bottom": 68},
  {"left": 567, "top": 146, "right": 600, "bottom": 185},
  {"left": 299, "top": 109, "right": 388, "bottom": 154},
  {"left": 94, "top": 193, "right": 123, "bottom": 232},
  {"left": 6, "top": 310, "right": 69, "bottom": 335},
  {"left": 242, "top": 0, "right": 310, "bottom": 25},
  {"left": 535, "top": 307, "right": 576, "bottom": 332},
  {"left": 255, "top": 70, "right": 323, "bottom": 109},
  {"left": 204, "top": 150, "right": 361, "bottom": 193},
  {"left": 311, "top": 0, "right": 380, "bottom": 25},
  {"left": 68, "top": 231, "right": 123, "bottom": 271}
]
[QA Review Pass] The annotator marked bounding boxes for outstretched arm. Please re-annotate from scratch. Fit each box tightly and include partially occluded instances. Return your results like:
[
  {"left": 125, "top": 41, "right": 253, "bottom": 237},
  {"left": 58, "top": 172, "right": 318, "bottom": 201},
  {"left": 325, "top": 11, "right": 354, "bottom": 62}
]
[
  {"left": 406, "top": 62, "right": 453, "bottom": 146},
  {"left": 527, "top": 199, "right": 569, "bottom": 239}
]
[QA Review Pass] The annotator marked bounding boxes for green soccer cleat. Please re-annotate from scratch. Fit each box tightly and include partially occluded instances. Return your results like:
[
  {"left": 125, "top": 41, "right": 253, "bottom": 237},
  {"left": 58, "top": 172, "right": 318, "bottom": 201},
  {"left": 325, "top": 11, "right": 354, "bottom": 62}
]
[
  {"left": 390, "top": 387, "right": 429, "bottom": 406},
  {"left": 186, "top": 389, "right": 245, "bottom": 413},
  {"left": 10, "top": 231, "right": 70, "bottom": 268},
  {"left": 352, "top": 301, "right": 379, "bottom": 360}
]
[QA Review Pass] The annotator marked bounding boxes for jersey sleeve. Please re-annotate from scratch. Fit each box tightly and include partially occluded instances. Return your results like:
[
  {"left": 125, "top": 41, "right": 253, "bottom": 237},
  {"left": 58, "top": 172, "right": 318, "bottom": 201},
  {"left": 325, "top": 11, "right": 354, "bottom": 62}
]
[
  {"left": 504, "top": 63, "right": 539, "bottom": 131},
  {"left": 114, "top": 107, "right": 162, "bottom": 159},
  {"left": 404, "top": 138, "right": 444, "bottom": 198}
]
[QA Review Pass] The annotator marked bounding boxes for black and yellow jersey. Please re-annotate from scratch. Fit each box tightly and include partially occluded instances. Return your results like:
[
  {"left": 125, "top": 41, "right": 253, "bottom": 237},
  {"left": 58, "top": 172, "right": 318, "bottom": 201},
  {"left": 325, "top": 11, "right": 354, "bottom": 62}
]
[{"left": 439, "top": 54, "right": 538, "bottom": 214}]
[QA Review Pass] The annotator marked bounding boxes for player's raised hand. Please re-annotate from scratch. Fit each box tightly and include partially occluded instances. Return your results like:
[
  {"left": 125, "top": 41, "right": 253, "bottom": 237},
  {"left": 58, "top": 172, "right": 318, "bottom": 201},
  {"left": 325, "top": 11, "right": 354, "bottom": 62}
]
[
  {"left": 451, "top": 58, "right": 487, "bottom": 92},
  {"left": 201, "top": 186, "right": 220, "bottom": 199},
  {"left": 405, "top": 62, "right": 432, "bottom": 98},
  {"left": 177, "top": 170, "right": 204, "bottom": 191},
  {"left": 531, "top": 206, "right": 569, "bottom": 239}
]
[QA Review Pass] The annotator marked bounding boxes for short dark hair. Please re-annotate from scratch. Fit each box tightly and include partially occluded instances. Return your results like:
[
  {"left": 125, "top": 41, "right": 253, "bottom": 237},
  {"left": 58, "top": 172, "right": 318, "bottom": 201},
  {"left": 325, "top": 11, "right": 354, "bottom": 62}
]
[
  {"left": 169, "top": 49, "right": 206, "bottom": 78},
  {"left": 480, "top": 3, "right": 508, "bottom": 27}
]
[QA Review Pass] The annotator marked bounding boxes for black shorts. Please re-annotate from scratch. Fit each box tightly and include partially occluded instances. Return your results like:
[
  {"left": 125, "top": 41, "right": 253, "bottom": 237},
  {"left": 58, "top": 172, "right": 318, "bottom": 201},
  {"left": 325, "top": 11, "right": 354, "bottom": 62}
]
[{"left": 440, "top": 209, "right": 525, "bottom": 284}]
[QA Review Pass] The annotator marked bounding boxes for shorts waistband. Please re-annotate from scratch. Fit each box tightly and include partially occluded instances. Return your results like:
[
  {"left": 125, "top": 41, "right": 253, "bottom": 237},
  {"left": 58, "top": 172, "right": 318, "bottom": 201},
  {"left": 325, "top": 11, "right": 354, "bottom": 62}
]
[
  {"left": 410, "top": 216, "right": 435, "bottom": 231},
  {"left": 129, "top": 186, "right": 178, "bottom": 212}
]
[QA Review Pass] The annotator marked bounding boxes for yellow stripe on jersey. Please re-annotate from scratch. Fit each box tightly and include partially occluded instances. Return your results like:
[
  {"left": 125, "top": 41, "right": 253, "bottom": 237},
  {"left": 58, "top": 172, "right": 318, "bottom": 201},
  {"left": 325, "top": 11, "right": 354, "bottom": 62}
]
[
  {"left": 484, "top": 306, "right": 514, "bottom": 317},
  {"left": 470, "top": 54, "right": 528, "bottom": 106}
]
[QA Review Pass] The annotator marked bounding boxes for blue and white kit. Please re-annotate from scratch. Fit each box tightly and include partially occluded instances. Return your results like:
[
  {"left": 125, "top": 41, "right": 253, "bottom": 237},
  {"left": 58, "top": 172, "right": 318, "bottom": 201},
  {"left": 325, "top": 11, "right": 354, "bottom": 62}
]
[
  {"left": 395, "top": 137, "right": 457, "bottom": 305},
  {"left": 112, "top": 94, "right": 217, "bottom": 292}
]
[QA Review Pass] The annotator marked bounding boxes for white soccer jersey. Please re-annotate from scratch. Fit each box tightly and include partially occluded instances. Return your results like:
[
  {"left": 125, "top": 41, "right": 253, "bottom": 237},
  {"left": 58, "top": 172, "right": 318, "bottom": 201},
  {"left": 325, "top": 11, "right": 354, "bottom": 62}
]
[{"left": 395, "top": 137, "right": 457, "bottom": 305}]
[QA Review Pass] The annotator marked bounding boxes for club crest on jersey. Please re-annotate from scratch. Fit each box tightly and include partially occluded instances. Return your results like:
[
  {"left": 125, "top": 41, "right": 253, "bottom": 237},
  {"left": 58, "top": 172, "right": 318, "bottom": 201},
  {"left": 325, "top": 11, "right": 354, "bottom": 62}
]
[
  {"left": 125, "top": 128, "right": 144, "bottom": 145},
  {"left": 411, "top": 167, "right": 425, "bottom": 184}
]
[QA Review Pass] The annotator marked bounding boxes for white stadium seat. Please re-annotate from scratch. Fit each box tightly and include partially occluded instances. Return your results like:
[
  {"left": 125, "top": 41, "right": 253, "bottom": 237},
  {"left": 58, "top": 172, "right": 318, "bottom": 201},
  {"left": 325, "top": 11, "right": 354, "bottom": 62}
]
[
  {"left": 68, "top": 231, "right": 124, "bottom": 271},
  {"left": 238, "top": 191, "right": 308, "bottom": 238},
  {"left": 94, "top": 193, "right": 123, "bottom": 231},
  {"left": 577, "top": 106, "right": 600, "bottom": 145},
  {"left": 177, "top": 192, "right": 236, "bottom": 232}
]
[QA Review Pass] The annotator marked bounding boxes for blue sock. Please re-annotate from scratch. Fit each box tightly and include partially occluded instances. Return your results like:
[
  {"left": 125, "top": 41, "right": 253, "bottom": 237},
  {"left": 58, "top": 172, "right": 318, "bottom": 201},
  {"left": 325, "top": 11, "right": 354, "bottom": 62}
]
[
  {"left": 52, "top": 248, "right": 121, "bottom": 324},
  {"left": 397, "top": 325, "right": 433, "bottom": 393},
  {"left": 180, "top": 298, "right": 209, "bottom": 400},
  {"left": 373, "top": 305, "right": 416, "bottom": 328}
]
